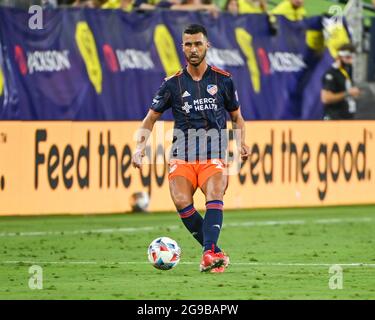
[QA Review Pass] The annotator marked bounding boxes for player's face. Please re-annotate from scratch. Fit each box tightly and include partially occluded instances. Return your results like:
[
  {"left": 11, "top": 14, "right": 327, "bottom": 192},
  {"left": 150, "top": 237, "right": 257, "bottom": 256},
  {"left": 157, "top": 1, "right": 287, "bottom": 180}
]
[{"left": 182, "top": 33, "right": 209, "bottom": 67}]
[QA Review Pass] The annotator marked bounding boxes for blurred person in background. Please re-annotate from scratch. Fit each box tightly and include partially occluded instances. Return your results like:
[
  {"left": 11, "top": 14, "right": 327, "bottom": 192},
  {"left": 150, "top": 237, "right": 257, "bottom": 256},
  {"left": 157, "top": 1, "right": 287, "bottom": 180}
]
[
  {"left": 321, "top": 43, "right": 361, "bottom": 120},
  {"left": 133, "top": 0, "right": 170, "bottom": 11},
  {"left": 170, "top": 0, "right": 221, "bottom": 18},
  {"left": 41, "top": 0, "right": 57, "bottom": 8},
  {"left": 72, "top": 0, "right": 102, "bottom": 7},
  {"left": 224, "top": 0, "right": 238, "bottom": 15},
  {"left": 227, "top": 0, "right": 278, "bottom": 36},
  {"left": 237, "top": 0, "right": 266, "bottom": 14},
  {"left": 271, "top": 0, "right": 306, "bottom": 21},
  {"left": 131, "top": 0, "right": 220, "bottom": 15},
  {"left": 101, "top": 0, "right": 134, "bottom": 10}
]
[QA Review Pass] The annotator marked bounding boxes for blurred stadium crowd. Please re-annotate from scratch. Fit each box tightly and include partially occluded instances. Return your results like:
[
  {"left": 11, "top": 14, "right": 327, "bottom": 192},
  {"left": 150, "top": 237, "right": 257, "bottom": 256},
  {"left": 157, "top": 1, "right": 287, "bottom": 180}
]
[
  {"left": 0, "top": 0, "right": 372, "bottom": 17},
  {"left": 0, "top": 0, "right": 374, "bottom": 119},
  {"left": 0, "top": 0, "right": 338, "bottom": 18}
]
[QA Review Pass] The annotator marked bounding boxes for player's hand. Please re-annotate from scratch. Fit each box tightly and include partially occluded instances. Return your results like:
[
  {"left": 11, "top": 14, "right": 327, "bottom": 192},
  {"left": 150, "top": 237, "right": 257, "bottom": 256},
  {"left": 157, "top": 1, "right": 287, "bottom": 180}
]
[
  {"left": 348, "top": 87, "right": 361, "bottom": 98},
  {"left": 132, "top": 149, "right": 145, "bottom": 169},
  {"left": 240, "top": 143, "right": 250, "bottom": 160}
]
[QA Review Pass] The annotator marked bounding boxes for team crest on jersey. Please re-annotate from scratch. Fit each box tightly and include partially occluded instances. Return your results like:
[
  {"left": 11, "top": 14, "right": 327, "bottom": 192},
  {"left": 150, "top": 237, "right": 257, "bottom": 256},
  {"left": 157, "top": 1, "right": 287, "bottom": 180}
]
[{"left": 207, "top": 84, "right": 218, "bottom": 96}]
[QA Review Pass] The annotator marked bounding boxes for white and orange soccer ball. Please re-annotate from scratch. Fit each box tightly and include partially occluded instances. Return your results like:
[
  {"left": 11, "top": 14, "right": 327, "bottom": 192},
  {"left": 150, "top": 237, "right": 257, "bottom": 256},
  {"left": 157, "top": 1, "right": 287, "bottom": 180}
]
[{"left": 147, "top": 237, "right": 181, "bottom": 270}]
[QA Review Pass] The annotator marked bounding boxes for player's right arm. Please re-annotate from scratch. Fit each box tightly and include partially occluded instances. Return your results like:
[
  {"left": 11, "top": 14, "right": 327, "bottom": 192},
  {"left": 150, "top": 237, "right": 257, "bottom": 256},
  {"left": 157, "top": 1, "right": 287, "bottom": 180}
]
[
  {"left": 132, "top": 109, "right": 162, "bottom": 169},
  {"left": 132, "top": 79, "right": 172, "bottom": 169}
]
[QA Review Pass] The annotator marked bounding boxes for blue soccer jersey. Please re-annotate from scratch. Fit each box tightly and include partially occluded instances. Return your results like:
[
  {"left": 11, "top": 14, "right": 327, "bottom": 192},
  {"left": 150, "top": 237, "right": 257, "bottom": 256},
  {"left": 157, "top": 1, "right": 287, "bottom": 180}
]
[{"left": 150, "top": 65, "right": 240, "bottom": 161}]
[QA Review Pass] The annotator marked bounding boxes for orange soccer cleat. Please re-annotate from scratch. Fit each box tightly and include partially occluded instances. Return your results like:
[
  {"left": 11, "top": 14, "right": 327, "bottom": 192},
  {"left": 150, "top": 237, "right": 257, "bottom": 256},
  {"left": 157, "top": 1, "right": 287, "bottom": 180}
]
[
  {"left": 210, "top": 251, "right": 230, "bottom": 273},
  {"left": 215, "top": 251, "right": 230, "bottom": 268},
  {"left": 200, "top": 246, "right": 230, "bottom": 272},
  {"left": 200, "top": 249, "right": 224, "bottom": 272},
  {"left": 210, "top": 266, "right": 225, "bottom": 273}
]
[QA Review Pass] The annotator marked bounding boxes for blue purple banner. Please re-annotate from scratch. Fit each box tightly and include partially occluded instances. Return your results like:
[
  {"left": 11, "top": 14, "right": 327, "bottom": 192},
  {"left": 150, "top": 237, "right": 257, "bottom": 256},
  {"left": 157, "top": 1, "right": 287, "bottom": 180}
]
[{"left": 0, "top": 7, "right": 337, "bottom": 120}]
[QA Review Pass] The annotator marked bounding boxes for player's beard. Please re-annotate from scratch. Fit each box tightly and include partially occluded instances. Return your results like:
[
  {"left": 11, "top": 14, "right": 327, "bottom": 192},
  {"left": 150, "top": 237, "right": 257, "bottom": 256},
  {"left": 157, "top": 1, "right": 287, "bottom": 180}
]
[{"left": 186, "top": 49, "right": 207, "bottom": 67}]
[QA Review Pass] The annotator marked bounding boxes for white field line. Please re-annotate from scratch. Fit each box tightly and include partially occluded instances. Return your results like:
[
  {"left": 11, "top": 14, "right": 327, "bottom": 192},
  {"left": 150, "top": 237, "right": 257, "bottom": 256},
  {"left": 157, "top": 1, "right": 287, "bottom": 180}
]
[
  {"left": 0, "top": 217, "right": 373, "bottom": 238},
  {"left": 1, "top": 260, "right": 375, "bottom": 268}
]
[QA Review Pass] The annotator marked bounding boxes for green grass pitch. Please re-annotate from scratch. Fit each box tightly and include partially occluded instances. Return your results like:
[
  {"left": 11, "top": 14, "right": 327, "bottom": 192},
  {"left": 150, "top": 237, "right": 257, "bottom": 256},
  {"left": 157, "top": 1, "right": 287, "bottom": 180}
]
[{"left": 0, "top": 206, "right": 375, "bottom": 300}]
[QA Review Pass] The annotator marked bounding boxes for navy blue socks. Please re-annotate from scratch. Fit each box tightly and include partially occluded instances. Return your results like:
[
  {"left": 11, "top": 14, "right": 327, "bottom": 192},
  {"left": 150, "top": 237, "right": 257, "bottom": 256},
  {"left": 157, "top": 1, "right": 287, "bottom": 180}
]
[
  {"left": 203, "top": 200, "right": 223, "bottom": 253},
  {"left": 178, "top": 204, "right": 204, "bottom": 246}
]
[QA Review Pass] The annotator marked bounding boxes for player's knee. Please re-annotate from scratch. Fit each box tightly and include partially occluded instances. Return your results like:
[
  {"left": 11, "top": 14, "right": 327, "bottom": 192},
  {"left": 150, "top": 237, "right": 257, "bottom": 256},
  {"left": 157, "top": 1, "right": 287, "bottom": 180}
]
[
  {"left": 206, "top": 190, "right": 224, "bottom": 202},
  {"left": 173, "top": 193, "right": 193, "bottom": 211}
]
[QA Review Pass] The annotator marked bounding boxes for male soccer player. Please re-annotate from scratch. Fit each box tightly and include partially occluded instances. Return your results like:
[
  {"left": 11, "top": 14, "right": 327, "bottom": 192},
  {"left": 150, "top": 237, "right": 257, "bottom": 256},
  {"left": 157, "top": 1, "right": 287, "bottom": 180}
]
[{"left": 132, "top": 24, "right": 250, "bottom": 273}]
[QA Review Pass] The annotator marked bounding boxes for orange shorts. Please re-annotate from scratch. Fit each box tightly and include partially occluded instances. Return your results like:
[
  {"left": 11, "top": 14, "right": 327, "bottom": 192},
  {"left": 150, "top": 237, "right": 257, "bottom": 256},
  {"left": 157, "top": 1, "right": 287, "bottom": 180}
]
[{"left": 168, "top": 158, "right": 226, "bottom": 190}]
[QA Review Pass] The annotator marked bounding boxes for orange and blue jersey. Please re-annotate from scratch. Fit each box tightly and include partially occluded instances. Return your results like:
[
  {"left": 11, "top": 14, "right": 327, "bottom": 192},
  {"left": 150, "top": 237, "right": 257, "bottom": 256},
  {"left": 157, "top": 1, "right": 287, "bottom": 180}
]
[{"left": 150, "top": 65, "right": 240, "bottom": 162}]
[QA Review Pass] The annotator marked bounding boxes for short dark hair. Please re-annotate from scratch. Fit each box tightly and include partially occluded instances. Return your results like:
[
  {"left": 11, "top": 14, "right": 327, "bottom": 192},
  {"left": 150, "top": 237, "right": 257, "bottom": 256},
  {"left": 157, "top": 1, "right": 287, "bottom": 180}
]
[
  {"left": 183, "top": 24, "right": 208, "bottom": 39},
  {"left": 338, "top": 43, "right": 356, "bottom": 53}
]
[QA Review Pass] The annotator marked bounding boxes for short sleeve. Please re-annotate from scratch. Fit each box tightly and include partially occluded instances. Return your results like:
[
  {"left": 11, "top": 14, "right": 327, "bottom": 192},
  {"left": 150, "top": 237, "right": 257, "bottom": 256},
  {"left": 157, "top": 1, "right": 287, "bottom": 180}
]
[
  {"left": 150, "top": 81, "right": 172, "bottom": 114},
  {"left": 224, "top": 77, "right": 240, "bottom": 112},
  {"left": 322, "top": 72, "right": 337, "bottom": 92}
]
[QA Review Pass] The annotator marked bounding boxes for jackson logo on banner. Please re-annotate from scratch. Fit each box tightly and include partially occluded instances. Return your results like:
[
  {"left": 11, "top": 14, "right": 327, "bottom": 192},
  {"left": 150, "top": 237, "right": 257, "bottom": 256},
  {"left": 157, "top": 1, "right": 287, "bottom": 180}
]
[
  {"left": 14, "top": 45, "right": 28, "bottom": 76},
  {"left": 102, "top": 44, "right": 119, "bottom": 73}
]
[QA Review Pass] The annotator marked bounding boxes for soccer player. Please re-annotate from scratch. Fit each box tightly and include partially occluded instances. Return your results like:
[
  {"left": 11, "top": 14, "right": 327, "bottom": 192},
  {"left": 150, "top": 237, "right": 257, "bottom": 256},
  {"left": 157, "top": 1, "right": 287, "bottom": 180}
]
[{"left": 132, "top": 24, "right": 250, "bottom": 273}]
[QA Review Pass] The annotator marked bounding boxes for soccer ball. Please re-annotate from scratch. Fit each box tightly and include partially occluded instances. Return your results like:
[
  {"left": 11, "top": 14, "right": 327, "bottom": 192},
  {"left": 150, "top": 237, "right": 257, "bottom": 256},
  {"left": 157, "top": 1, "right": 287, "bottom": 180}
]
[{"left": 147, "top": 237, "right": 181, "bottom": 270}]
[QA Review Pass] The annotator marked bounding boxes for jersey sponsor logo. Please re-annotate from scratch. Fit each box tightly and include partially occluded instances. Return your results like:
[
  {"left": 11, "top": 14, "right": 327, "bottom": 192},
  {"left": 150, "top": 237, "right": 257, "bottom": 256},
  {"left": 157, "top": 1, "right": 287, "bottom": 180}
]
[
  {"left": 181, "top": 98, "right": 218, "bottom": 113},
  {"left": 182, "top": 90, "right": 191, "bottom": 98},
  {"left": 193, "top": 98, "right": 218, "bottom": 112},
  {"left": 181, "top": 101, "right": 193, "bottom": 113},
  {"left": 325, "top": 73, "right": 334, "bottom": 81},
  {"left": 207, "top": 84, "right": 218, "bottom": 96}
]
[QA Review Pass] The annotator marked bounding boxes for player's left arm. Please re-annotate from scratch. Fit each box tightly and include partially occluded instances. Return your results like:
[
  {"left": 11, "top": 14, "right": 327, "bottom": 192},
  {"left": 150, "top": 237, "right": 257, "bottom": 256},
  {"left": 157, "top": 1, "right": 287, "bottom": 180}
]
[
  {"left": 229, "top": 108, "right": 250, "bottom": 160},
  {"left": 224, "top": 76, "right": 250, "bottom": 160}
]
